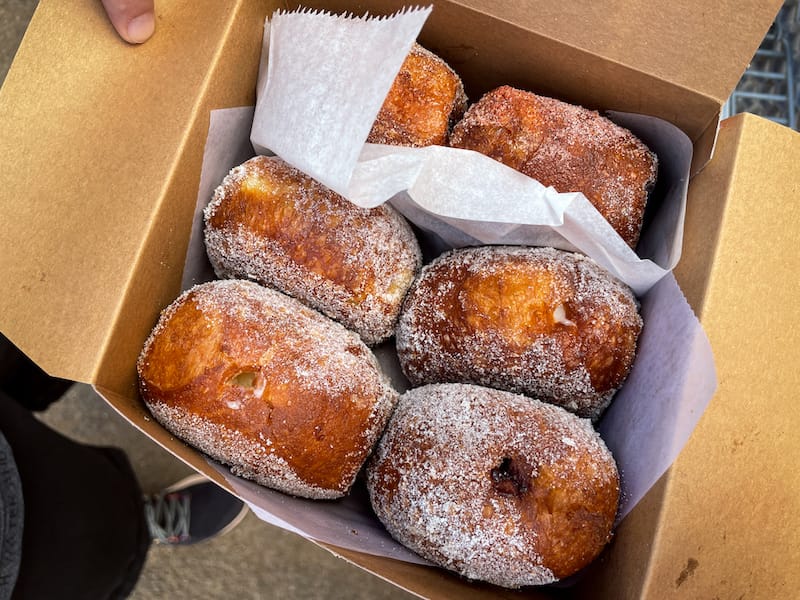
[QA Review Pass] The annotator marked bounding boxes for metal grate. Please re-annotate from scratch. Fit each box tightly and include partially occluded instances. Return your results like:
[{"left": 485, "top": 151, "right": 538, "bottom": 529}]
[{"left": 723, "top": 0, "right": 800, "bottom": 129}]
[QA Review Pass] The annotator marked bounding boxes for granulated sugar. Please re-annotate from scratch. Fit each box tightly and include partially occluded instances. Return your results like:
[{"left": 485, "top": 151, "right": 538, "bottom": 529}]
[
  {"left": 204, "top": 156, "right": 422, "bottom": 345},
  {"left": 396, "top": 246, "right": 642, "bottom": 419},
  {"left": 366, "top": 383, "right": 619, "bottom": 588},
  {"left": 449, "top": 86, "right": 658, "bottom": 248},
  {"left": 367, "top": 43, "right": 468, "bottom": 147},
  {"left": 148, "top": 400, "right": 337, "bottom": 499},
  {"left": 137, "top": 279, "right": 398, "bottom": 498}
]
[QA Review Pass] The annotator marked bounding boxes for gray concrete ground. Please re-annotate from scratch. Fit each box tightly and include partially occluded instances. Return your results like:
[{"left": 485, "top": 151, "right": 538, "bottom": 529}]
[{"left": 0, "top": 2, "right": 414, "bottom": 598}]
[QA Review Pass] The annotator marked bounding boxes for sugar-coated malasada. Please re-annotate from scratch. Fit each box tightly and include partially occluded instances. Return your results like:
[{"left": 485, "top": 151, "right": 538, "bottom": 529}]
[
  {"left": 367, "top": 383, "right": 620, "bottom": 588},
  {"left": 137, "top": 280, "right": 397, "bottom": 500},
  {"left": 204, "top": 156, "right": 422, "bottom": 345},
  {"left": 396, "top": 246, "right": 642, "bottom": 419},
  {"left": 368, "top": 43, "right": 467, "bottom": 147}
]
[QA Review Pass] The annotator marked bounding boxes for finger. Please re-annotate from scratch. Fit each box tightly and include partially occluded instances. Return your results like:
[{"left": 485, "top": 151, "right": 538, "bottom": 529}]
[{"left": 100, "top": 0, "right": 156, "bottom": 44}]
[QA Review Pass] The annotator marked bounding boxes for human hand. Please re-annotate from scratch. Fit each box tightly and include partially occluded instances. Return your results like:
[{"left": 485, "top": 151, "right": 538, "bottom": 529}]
[{"left": 101, "top": 0, "right": 155, "bottom": 44}]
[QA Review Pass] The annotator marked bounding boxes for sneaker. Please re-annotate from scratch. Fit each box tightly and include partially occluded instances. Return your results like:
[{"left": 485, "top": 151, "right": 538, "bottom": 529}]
[{"left": 144, "top": 474, "right": 248, "bottom": 545}]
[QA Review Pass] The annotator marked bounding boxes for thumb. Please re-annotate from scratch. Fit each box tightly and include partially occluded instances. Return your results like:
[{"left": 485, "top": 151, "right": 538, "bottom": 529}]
[{"left": 100, "top": 0, "right": 156, "bottom": 44}]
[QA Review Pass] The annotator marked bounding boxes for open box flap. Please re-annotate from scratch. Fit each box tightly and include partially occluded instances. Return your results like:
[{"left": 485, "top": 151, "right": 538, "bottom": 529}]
[
  {"left": 574, "top": 113, "right": 800, "bottom": 597},
  {"left": 640, "top": 113, "right": 800, "bottom": 597},
  {"left": 449, "top": 0, "right": 783, "bottom": 108},
  {"left": 0, "top": 0, "right": 268, "bottom": 383}
]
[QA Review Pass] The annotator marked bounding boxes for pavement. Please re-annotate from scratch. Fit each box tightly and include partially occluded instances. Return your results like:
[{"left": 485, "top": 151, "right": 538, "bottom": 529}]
[{"left": 0, "top": 2, "right": 413, "bottom": 598}]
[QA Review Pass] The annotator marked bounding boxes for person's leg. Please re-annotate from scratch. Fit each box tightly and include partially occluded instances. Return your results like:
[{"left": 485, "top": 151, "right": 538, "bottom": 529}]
[
  {"left": 0, "top": 334, "right": 72, "bottom": 412},
  {"left": 0, "top": 393, "right": 150, "bottom": 600},
  {"left": 0, "top": 430, "right": 23, "bottom": 600},
  {"left": 0, "top": 335, "right": 248, "bottom": 598}
]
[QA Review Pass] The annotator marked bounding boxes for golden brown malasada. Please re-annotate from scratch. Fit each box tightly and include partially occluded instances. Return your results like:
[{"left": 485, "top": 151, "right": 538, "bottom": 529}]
[
  {"left": 137, "top": 279, "right": 397, "bottom": 499},
  {"left": 204, "top": 156, "right": 422, "bottom": 345},
  {"left": 366, "top": 383, "right": 620, "bottom": 587},
  {"left": 395, "top": 246, "right": 642, "bottom": 419},
  {"left": 367, "top": 43, "right": 467, "bottom": 147},
  {"left": 449, "top": 86, "right": 658, "bottom": 248}
]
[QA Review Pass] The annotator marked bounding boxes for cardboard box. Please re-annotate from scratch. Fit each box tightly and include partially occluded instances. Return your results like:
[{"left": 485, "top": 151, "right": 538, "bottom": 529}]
[{"left": 1, "top": 0, "right": 796, "bottom": 597}]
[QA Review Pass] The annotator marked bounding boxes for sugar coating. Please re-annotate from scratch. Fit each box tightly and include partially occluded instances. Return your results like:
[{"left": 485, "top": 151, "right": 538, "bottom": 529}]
[
  {"left": 204, "top": 156, "right": 422, "bottom": 345},
  {"left": 366, "top": 383, "right": 619, "bottom": 588},
  {"left": 146, "top": 401, "right": 337, "bottom": 499},
  {"left": 137, "top": 279, "right": 398, "bottom": 499},
  {"left": 450, "top": 86, "right": 658, "bottom": 248},
  {"left": 396, "top": 246, "right": 642, "bottom": 419},
  {"left": 368, "top": 43, "right": 468, "bottom": 147}
]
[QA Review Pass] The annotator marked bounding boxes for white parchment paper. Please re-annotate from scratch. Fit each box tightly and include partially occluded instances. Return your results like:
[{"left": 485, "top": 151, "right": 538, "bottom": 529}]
[
  {"left": 252, "top": 7, "right": 431, "bottom": 196},
  {"left": 251, "top": 10, "right": 693, "bottom": 296},
  {"left": 179, "top": 8, "right": 717, "bottom": 564}
]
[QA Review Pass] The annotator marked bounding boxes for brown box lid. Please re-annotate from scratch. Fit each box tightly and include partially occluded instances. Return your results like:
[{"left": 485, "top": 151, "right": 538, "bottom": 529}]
[
  {"left": 0, "top": 0, "right": 268, "bottom": 384},
  {"left": 571, "top": 112, "right": 800, "bottom": 598},
  {"left": 648, "top": 113, "right": 800, "bottom": 597}
]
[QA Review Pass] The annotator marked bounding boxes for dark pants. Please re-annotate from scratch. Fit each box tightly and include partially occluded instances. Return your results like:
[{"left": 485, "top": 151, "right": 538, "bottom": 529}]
[{"left": 0, "top": 337, "right": 150, "bottom": 599}]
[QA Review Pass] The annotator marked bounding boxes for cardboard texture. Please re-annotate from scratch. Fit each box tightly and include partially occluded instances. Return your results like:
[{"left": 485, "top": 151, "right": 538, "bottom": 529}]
[
  {"left": 0, "top": 0, "right": 267, "bottom": 385},
  {"left": 0, "top": 0, "right": 793, "bottom": 598},
  {"left": 574, "top": 113, "right": 800, "bottom": 599},
  {"left": 305, "top": 0, "right": 780, "bottom": 176},
  {"left": 649, "top": 114, "right": 800, "bottom": 598}
]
